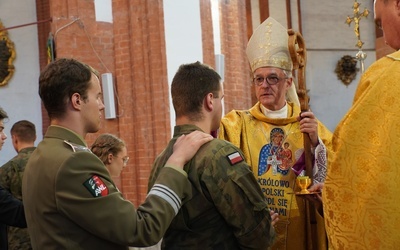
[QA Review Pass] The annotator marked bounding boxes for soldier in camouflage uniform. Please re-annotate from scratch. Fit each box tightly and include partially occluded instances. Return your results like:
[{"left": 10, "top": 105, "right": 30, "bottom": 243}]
[
  {"left": 0, "top": 120, "right": 36, "bottom": 250},
  {"left": 148, "top": 62, "right": 278, "bottom": 249}
]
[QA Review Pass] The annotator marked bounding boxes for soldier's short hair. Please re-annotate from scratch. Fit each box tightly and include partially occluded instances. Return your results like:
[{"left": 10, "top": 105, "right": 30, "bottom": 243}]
[
  {"left": 171, "top": 61, "right": 221, "bottom": 121},
  {"left": 38, "top": 58, "right": 99, "bottom": 120},
  {"left": 11, "top": 120, "right": 36, "bottom": 143}
]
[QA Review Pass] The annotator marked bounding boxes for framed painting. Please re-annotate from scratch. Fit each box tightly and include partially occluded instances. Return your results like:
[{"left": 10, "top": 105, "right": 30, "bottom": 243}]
[{"left": 0, "top": 20, "right": 16, "bottom": 86}]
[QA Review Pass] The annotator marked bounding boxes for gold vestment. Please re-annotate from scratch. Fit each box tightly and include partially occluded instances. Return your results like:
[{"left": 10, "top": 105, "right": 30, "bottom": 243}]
[
  {"left": 324, "top": 50, "right": 400, "bottom": 249},
  {"left": 219, "top": 102, "right": 332, "bottom": 250}
]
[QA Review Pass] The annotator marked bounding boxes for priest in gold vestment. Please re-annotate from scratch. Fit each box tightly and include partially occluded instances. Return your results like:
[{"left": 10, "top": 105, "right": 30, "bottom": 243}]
[
  {"left": 323, "top": 0, "right": 400, "bottom": 248},
  {"left": 219, "top": 17, "right": 332, "bottom": 250}
]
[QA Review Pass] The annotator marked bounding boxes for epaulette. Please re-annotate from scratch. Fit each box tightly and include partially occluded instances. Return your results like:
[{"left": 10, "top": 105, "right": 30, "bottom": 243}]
[{"left": 64, "top": 140, "right": 91, "bottom": 153}]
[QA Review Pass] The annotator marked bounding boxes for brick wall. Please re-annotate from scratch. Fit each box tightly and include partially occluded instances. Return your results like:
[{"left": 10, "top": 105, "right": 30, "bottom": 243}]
[
  {"left": 200, "top": 0, "right": 215, "bottom": 68},
  {"left": 219, "top": 1, "right": 254, "bottom": 113},
  {"left": 35, "top": 0, "right": 51, "bottom": 135},
  {"left": 112, "top": 0, "right": 171, "bottom": 205}
]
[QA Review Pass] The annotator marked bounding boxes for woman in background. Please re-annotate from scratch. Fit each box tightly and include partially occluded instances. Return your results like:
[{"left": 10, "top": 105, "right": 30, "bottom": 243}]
[{"left": 91, "top": 134, "right": 129, "bottom": 178}]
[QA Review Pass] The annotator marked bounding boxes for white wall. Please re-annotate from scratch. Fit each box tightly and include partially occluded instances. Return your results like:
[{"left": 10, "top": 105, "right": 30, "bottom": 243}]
[
  {"left": 301, "top": 0, "right": 375, "bottom": 131},
  {"left": 0, "top": 1, "right": 42, "bottom": 165},
  {"left": 163, "top": 0, "right": 203, "bottom": 135}
]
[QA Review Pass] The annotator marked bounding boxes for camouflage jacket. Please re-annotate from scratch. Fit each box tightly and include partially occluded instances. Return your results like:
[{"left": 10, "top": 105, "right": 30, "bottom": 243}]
[
  {"left": 0, "top": 147, "right": 35, "bottom": 250},
  {"left": 148, "top": 125, "right": 275, "bottom": 250}
]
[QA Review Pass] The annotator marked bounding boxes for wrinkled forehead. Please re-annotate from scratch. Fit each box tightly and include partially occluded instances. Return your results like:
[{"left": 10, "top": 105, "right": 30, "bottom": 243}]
[{"left": 254, "top": 67, "right": 285, "bottom": 76}]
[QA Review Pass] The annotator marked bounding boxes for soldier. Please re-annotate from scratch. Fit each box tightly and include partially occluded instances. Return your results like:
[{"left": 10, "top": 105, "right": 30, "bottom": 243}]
[
  {"left": 148, "top": 61, "right": 278, "bottom": 249},
  {"left": 0, "top": 107, "right": 27, "bottom": 250},
  {"left": 0, "top": 120, "right": 36, "bottom": 250}
]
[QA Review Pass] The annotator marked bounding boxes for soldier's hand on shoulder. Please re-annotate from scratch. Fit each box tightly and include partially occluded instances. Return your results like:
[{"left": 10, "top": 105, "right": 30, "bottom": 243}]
[{"left": 167, "top": 131, "right": 213, "bottom": 168}]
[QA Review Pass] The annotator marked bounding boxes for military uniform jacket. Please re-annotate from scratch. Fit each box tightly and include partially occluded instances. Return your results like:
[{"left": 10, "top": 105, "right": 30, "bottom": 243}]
[
  {"left": 0, "top": 186, "right": 26, "bottom": 250},
  {"left": 148, "top": 124, "right": 275, "bottom": 250},
  {"left": 0, "top": 146, "right": 35, "bottom": 250},
  {"left": 22, "top": 125, "right": 192, "bottom": 250}
]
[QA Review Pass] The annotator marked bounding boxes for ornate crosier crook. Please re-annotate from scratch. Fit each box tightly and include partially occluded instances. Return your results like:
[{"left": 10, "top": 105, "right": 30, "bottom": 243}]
[{"left": 287, "top": 30, "right": 312, "bottom": 179}]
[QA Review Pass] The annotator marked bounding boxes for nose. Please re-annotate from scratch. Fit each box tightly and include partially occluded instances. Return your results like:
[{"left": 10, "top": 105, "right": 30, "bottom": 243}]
[
  {"left": 259, "top": 81, "right": 270, "bottom": 88},
  {"left": 99, "top": 99, "right": 105, "bottom": 111}
]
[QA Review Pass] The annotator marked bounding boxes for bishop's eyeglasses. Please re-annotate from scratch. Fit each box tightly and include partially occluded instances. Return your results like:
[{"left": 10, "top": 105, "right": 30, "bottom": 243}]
[{"left": 253, "top": 75, "right": 288, "bottom": 86}]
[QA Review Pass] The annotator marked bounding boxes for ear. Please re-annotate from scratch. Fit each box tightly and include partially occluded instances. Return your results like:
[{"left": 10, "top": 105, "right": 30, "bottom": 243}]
[
  {"left": 70, "top": 93, "right": 82, "bottom": 110},
  {"left": 107, "top": 153, "right": 113, "bottom": 164},
  {"left": 285, "top": 77, "right": 293, "bottom": 89},
  {"left": 11, "top": 134, "right": 19, "bottom": 151},
  {"left": 11, "top": 134, "right": 18, "bottom": 145},
  {"left": 204, "top": 93, "right": 214, "bottom": 112}
]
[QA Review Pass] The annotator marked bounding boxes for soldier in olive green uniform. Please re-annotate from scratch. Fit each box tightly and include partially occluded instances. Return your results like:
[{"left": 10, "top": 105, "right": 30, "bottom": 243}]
[
  {"left": 0, "top": 120, "right": 36, "bottom": 250},
  {"left": 22, "top": 58, "right": 213, "bottom": 250},
  {"left": 148, "top": 62, "right": 277, "bottom": 249}
]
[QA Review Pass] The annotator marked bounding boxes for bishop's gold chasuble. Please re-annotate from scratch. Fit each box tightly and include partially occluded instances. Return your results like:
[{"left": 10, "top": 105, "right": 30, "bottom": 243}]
[
  {"left": 324, "top": 50, "right": 400, "bottom": 249},
  {"left": 219, "top": 102, "right": 332, "bottom": 250}
]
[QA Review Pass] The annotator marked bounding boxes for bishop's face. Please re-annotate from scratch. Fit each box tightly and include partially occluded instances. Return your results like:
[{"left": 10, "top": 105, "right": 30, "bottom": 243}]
[{"left": 253, "top": 67, "right": 292, "bottom": 111}]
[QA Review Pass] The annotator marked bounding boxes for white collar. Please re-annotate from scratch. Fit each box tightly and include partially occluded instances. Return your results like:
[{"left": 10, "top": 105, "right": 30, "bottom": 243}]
[{"left": 261, "top": 102, "right": 288, "bottom": 118}]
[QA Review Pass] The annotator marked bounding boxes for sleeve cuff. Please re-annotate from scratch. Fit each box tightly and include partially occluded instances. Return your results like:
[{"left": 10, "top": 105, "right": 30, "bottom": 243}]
[{"left": 164, "top": 164, "right": 187, "bottom": 177}]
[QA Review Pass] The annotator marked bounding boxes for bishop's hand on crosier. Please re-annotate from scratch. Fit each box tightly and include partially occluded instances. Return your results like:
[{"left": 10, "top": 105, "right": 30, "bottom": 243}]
[{"left": 297, "top": 110, "right": 319, "bottom": 147}]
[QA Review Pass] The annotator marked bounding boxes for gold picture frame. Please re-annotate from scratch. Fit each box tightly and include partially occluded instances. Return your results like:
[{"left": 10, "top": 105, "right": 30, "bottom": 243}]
[{"left": 0, "top": 20, "right": 16, "bottom": 86}]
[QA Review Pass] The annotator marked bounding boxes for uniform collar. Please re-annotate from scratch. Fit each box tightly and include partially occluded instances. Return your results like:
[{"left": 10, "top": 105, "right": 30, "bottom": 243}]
[{"left": 45, "top": 125, "right": 87, "bottom": 147}]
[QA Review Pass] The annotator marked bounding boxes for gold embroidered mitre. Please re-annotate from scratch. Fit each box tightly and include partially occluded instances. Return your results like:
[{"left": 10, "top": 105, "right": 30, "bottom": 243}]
[{"left": 246, "top": 17, "right": 293, "bottom": 72}]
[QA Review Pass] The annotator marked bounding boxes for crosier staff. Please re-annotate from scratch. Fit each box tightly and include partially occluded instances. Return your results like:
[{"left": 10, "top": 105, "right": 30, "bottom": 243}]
[{"left": 288, "top": 30, "right": 322, "bottom": 250}]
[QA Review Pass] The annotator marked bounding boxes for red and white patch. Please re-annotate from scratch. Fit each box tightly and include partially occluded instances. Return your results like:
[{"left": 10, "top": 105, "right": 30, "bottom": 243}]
[
  {"left": 83, "top": 175, "right": 109, "bottom": 197},
  {"left": 227, "top": 152, "right": 244, "bottom": 165}
]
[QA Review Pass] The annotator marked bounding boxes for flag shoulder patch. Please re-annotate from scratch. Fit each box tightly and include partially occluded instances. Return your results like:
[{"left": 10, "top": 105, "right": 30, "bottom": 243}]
[{"left": 226, "top": 152, "right": 244, "bottom": 165}]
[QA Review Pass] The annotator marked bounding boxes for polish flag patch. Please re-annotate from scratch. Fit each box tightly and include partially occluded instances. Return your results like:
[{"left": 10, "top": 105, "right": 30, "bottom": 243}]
[
  {"left": 227, "top": 152, "right": 244, "bottom": 165},
  {"left": 83, "top": 175, "right": 109, "bottom": 197}
]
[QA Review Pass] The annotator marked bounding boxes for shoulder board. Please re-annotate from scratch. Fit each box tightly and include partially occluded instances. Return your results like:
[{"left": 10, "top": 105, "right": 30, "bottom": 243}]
[{"left": 64, "top": 140, "right": 91, "bottom": 153}]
